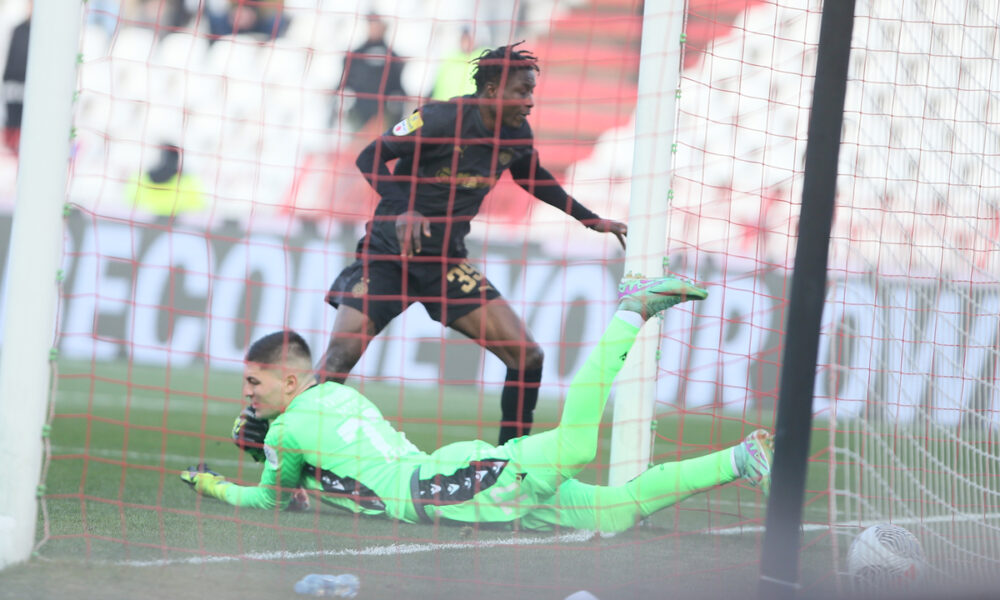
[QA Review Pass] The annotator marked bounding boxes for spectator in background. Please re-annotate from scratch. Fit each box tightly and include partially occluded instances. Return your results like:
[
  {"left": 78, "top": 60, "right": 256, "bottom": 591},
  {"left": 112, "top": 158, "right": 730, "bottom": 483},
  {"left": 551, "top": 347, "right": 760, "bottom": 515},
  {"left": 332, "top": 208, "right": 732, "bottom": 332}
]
[
  {"left": 126, "top": 143, "right": 205, "bottom": 217},
  {"left": 2, "top": 5, "right": 30, "bottom": 156},
  {"left": 473, "top": 0, "right": 523, "bottom": 47},
  {"left": 336, "top": 12, "right": 406, "bottom": 132},
  {"left": 430, "top": 28, "right": 481, "bottom": 102},
  {"left": 205, "top": 0, "right": 288, "bottom": 39},
  {"left": 125, "top": 0, "right": 197, "bottom": 33},
  {"left": 86, "top": 0, "right": 121, "bottom": 39},
  {"left": 162, "top": 0, "right": 197, "bottom": 29}
]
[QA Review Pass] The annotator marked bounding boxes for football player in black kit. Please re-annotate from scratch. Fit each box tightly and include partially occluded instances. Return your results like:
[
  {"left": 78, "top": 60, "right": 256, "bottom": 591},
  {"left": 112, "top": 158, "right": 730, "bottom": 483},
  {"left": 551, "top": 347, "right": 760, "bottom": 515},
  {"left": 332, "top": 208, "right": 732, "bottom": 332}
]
[{"left": 233, "top": 43, "right": 627, "bottom": 459}]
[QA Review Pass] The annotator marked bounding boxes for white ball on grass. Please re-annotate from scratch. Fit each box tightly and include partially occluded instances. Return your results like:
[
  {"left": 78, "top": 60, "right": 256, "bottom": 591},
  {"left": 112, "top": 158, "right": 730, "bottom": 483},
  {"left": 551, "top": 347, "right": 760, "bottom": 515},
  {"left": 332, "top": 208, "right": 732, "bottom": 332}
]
[{"left": 846, "top": 523, "right": 927, "bottom": 595}]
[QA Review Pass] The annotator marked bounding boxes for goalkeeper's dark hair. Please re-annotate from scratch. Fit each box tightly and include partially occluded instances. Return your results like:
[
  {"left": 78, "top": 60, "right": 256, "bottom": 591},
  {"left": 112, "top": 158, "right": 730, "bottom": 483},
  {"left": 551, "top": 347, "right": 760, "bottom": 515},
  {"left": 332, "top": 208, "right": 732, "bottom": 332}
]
[
  {"left": 246, "top": 330, "right": 312, "bottom": 368},
  {"left": 472, "top": 42, "right": 539, "bottom": 94}
]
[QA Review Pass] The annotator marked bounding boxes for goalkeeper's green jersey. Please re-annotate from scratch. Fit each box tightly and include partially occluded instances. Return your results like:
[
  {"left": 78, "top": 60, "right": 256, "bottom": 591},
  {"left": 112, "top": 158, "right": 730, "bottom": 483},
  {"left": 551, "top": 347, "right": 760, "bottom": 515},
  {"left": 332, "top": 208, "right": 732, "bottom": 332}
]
[{"left": 220, "top": 382, "right": 429, "bottom": 519}]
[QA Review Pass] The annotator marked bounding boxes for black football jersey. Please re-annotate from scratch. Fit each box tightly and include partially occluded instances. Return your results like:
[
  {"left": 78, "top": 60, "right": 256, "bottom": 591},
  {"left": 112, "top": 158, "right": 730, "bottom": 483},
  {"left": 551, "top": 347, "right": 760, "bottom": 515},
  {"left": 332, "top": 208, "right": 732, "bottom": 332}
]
[{"left": 363, "top": 96, "right": 535, "bottom": 256}]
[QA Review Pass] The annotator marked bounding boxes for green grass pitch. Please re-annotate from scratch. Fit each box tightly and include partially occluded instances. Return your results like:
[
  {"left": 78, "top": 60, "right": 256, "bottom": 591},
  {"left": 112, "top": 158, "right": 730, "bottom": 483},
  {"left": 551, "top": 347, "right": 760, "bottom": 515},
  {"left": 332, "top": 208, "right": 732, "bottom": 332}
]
[{"left": 0, "top": 359, "right": 839, "bottom": 600}]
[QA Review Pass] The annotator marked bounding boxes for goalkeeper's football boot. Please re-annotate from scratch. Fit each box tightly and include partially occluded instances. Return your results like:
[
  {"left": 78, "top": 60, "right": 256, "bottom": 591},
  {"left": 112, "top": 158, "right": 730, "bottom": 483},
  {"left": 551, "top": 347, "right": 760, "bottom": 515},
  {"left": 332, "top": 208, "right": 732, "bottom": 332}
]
[
  {"left": 617, "top": 274, "right": 708, "bottom": 320},
  {"left": 732, "top": 429, "right": 774, "bottom": 495}
]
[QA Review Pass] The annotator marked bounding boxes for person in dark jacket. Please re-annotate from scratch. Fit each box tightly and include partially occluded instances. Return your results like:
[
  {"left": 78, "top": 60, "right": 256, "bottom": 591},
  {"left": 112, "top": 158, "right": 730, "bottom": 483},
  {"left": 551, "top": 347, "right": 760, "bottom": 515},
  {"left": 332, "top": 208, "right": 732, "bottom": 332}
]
[
  {"left": 337, "top": 12, "right": 407, "bottom": 131},
  {"left": 3, "top": 9, "right": 29, "bottom": 155}
]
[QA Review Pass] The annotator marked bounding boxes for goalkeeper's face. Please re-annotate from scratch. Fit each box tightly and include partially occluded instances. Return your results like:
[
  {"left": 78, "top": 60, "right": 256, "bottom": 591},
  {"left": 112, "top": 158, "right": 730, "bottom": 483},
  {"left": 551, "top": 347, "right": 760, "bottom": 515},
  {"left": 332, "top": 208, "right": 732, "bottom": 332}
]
[{"left": 242, "top": 362, "right": 293, "bottom": 419}]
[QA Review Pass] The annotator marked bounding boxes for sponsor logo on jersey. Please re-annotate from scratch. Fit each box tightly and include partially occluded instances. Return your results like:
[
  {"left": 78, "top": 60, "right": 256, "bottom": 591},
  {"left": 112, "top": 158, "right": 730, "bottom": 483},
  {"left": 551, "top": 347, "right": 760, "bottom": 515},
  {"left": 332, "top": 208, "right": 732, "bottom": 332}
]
[
  {"left": 498, "top": 150, "right": 513, "bottom": 165},
  {"left": 392, "top": 111, "right": 424, "bottom": 136},
  {"left": 433, "top": 167, "right": 496, "bottom": 189}
]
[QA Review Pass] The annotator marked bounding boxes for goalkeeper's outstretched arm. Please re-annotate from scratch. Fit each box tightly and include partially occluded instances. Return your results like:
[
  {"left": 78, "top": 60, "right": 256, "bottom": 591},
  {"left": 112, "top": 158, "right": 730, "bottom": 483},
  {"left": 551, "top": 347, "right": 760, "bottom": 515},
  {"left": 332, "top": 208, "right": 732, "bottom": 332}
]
[
  {"left": 184, "top": 330, "right": 316, "bottom": 510},
  {"left": 182, "top": 421, "right": 305, "bottom": 510}
]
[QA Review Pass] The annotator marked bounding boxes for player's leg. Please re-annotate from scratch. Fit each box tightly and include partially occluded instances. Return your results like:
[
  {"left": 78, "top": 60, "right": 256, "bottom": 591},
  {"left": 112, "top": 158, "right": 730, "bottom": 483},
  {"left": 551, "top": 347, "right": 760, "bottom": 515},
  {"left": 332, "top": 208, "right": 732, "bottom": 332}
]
[
  {"left": 414, "top": 275, "right": 710, "bottom": 526},
  {"left": 448, "top": 297, "right": 544, "bottom": 445},
  {"left": 317, "top": 304, "right": 378, "bottom": 383},
  {"left": 321, "top": 258, "right": 408, "bottom": 382},
  {"left": 520, "top": 429, "right": 773, "bottom": 533},
  {"left": 422, "top": 260, "right": 543, "bottom": 445},
  {"left": 513, "top": 275, "right": 709, "bottom": 493}
]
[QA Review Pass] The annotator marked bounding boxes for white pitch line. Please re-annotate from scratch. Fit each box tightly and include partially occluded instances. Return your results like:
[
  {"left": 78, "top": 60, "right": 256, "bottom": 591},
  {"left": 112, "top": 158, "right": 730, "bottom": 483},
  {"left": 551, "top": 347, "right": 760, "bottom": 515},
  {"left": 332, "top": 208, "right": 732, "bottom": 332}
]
[
  {"left": 710, "top": 512, "right": 1000, "bottom": 536},
  {"left": 107, "top": 530, "right": 596, "bottom": 567},
  {"left": 55, "top": 390, "right": 240, "bottom": 417},
  {"left": 49, "top": 445, "right": 248, "bottom": 469}
]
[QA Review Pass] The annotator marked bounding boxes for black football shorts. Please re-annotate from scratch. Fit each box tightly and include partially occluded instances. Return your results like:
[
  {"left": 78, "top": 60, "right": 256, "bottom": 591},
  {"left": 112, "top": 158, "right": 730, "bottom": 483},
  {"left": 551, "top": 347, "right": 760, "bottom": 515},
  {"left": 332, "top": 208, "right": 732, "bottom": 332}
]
[{"left": 326, "top": 255, "right": 502, "bottom": 332}]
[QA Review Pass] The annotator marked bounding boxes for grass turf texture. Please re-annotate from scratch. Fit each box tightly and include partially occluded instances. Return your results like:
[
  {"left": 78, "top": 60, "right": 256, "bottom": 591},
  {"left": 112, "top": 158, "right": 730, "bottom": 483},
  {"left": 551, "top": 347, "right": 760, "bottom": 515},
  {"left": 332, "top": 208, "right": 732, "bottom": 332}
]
[{"left": 0, "top": 360, "right": 840, "bottom": 600}]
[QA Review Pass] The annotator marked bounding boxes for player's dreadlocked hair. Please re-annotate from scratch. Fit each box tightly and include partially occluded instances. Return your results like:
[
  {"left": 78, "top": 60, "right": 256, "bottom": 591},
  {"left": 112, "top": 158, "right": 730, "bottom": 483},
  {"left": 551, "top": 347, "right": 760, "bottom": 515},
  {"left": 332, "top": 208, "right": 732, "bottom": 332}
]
[
  {"left": 246, "top": 330, "right": 313, "bottom": 367},
  {"left": 471, "top": 41, "right": 540, "bottom": 94}
]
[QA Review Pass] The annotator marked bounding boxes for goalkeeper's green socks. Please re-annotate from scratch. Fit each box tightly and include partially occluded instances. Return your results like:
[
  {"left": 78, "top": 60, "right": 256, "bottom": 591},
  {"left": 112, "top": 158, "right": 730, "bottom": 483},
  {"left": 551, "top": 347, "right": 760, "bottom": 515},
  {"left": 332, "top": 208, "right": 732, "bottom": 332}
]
[
  {"left": 558, "top": 314, "right": 639, "bottom": 433},
  {"left": 513, "top": 315, "right": 640, "bottom": 490},
  {"left": 625, "top": 430, "right": 775, "bottom": 517},
  {"left": 626, "top": 448, "right": 738, "bottom": 518}
]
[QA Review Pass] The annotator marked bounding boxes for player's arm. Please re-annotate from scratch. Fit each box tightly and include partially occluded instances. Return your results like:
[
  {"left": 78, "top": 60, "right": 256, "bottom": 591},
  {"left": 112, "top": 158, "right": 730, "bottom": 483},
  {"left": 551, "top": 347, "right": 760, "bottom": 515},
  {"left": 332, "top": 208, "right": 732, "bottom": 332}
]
[
  {"left": 509, "top": 150, "right": 627, "bottom": 249},
  {"left": 355, "top": 115, "right": 433, "bottom": 256},
  {"left": 182, "top": 422, "right": 304, "bottom": 510},
  {"left": 355, "top": 133, "right": 409, "bottom": 207}
]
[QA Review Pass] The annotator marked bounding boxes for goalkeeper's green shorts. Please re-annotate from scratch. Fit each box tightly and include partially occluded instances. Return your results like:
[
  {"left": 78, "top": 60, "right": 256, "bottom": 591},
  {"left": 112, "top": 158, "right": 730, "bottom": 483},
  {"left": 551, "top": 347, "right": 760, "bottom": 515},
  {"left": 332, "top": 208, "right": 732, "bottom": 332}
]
[{"left": 409, "top": 436, "right": 555, "bottom": 526}]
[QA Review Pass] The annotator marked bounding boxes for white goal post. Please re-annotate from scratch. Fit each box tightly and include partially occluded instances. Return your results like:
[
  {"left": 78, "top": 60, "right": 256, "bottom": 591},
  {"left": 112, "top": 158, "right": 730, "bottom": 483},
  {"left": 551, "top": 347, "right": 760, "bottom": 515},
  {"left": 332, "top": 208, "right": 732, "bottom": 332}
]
[
  {"left": 608, "top": 1, "right": 687, "bottom": 486},
  {"left": 0, "top": 2, "right": 81, "bottom": 569}
]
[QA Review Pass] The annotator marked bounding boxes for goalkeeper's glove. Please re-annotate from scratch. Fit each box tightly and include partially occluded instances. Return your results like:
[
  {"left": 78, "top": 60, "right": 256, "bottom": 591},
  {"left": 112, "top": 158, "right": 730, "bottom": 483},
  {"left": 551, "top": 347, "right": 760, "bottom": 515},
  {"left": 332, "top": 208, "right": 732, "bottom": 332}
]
[
  {"left": 232, "top": 405, "right": 269, "bottom": 462},
  {"left": 181, "top": 463, "right": 232, "bottom": 501},
  {"left": 286, "top": 487, "right": 311, "bottom": 512}
]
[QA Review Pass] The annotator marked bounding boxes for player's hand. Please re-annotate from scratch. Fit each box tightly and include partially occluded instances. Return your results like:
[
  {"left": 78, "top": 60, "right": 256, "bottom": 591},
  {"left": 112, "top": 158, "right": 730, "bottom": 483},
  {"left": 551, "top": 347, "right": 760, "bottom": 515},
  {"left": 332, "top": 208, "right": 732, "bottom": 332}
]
[
  {"left": 588, "top": 218, "right": 627, "bottom": 250},
  {"left": 181, "top": 463, "right": 232, "bottom": 500},
  {"left": 232, "top": 405, "right": 268, "bottom": 462},
  {"left": 395, "top": 210, "right": 431, "bottom": 256}
]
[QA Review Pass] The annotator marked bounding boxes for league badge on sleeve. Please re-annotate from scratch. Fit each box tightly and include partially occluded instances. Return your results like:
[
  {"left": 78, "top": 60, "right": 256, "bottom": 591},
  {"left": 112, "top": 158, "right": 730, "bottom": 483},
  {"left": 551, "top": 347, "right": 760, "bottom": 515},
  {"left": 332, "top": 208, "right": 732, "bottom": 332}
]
[
  {"left": 392, "top": 111, "right": 424, "bottom": 136},
  {"left": 264, "top": 444, "right": 279, "bottom": 469}
]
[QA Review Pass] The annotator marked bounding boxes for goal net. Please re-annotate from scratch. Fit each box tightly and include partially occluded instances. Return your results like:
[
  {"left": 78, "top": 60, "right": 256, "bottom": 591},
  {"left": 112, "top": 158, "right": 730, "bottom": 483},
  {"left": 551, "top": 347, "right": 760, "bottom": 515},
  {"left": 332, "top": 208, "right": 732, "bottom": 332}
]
[
  {"left": 664, "top": 0, "right": 999, "bottom": 590},
  {"left": 5, "top": 0, "right": 995, "bottom": 596},
  {"left": 824, "top": 0, "right": 1000, "bottom": 589},
  {"left": 32, "top": 1, "right": 783, "bottom": 597}
]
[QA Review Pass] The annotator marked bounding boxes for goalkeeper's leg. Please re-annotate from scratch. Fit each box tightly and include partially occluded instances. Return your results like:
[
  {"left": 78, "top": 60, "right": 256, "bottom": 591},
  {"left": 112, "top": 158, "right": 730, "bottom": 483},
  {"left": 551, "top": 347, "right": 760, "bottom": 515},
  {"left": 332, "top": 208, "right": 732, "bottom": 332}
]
[
  {"left": 520, "top": 430, "right": 773, "bottom": 533},
  {"left": 512, "top": 275, "right": 707, "bottom": 493}
]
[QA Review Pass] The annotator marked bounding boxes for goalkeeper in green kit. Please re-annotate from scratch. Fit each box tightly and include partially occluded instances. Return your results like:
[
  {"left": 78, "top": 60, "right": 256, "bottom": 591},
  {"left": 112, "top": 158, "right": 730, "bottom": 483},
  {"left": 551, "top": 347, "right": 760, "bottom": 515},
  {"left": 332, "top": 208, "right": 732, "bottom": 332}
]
[{"left": 182, "top": 275, "right": 774, "bottom": 532}]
